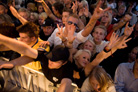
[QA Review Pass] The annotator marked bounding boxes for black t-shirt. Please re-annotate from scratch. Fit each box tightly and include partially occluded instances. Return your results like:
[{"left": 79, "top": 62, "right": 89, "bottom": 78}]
[
  {"left": 35, "top": 50, "right": 73, "bottom": 86},
  {"left": 72, "top": 61, "right": 86, "bottom": 88}
]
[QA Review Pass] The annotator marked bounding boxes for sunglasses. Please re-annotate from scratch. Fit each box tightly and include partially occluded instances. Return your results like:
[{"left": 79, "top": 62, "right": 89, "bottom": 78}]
[{"left": 67, "top": 21, "right": 78, "bottom": 28}]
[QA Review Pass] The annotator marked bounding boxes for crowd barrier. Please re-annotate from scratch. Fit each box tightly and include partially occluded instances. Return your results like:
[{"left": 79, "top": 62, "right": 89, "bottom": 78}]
[{"left": 0, "top": 57, "right": 80, "bottom": 92}]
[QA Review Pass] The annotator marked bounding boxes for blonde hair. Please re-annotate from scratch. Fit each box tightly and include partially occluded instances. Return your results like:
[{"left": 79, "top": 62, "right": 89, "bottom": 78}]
[
  {"left": 103, "top": 11, "right": 112, "bottom": 25},
  {"left": 89, "top": 66, "right": 114, "bottom": 92},
  {"left": 73, "top": 49, "right": 91, "bottom": 60},
  {"left": 83, "top": 40, "right": 96, "bottom": 57},
  {"left": 39, "top": 12, "right": 48, "bottom": 20}
]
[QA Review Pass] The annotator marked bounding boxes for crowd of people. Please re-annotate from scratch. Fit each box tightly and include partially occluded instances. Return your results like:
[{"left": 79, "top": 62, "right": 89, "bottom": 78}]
[{"left": 0, "top": 0, "right": 138, "bottom": 92}]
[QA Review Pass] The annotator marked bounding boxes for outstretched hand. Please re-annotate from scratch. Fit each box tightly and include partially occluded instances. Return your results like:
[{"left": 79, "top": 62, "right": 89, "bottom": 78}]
[
  {"left": 39, "top": 41, "right": 50, "bottom": 48},
  {"left": 93, "top": 0, "right": 110, "bottom": 19},
  {"left": 107, "top": 32, "right": 120, "bottom": 49}
]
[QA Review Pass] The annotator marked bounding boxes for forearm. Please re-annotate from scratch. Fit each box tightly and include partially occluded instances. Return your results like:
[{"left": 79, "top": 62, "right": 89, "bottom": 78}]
[
  {"left": 9, "top": 6, "right": 27, "bottom": 25},
  {"left": 0, "top": 44, "right": 11, "bottom": 51},
  {"left": 81, "top": 16, "right": 97, "bottom": 37},
  {"left": 113, "top": 19, "right": 126, "bottom": 31},
  {"left": 57, "top": 78, "right": 72, "bottom": 92},
  {"left": 0, "top": 56, "right": 33, "bottom": 69},
  {"left": 0, "top": 34, "right": 37, "bottom": 58},
  {"left": 41, "top": 1, "right": 56, "bottom": 20}
]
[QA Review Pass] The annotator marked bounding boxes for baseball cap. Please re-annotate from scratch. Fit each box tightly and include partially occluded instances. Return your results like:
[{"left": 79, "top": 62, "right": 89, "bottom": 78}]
[
  {"left": 42, "top": 18, "right": 55, "bottom": 27},
  {"left": 46, "top": 45, "right": 70, "bottom": 62}
]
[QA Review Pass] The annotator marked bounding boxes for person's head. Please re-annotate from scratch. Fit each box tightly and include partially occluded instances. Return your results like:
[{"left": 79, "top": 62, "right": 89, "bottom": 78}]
[
  {"left": 37, "top": 3, "right": 44, "bottom": 13},
  {"left": 18, "top": 8, "right": 30, "bottom": 20},
  {"left": 27, "top": 2, "right": 36, "bottom": 12},
  {"left": 65, "top": 14, "right": 79, "bottom": 31},
  {"left": 38, "top": 12, "right": 48, "bottom": 25},
  {"left": 0, "top": 14, "right": 13, "bottom": 24},
  {"left": 118, "top": 5, "right": 126, "bottom": 16},
  {"left": 89, "top": 66, "right": 113, "bottom": 92},
  {"left": 74, "top": 49, "right": 91, "bottom": 68},
  {"left": 101, "top": 11, "right": 112, "bottom": 25},
  {"left": 0, "top": 2, "right": 7, "bottom": 14},
  {"left": 30, "top": 12, "right": 39, "bottom": 24},
  {"left": 62, "top": 8, "right": 72, "bottom": 25},
  {"left": 92, "top": 25, "right": 107, "bottom": 44},
  {"left": 46, "top": 45, "right": 70, "bottom": 69},
  {"left": 41, "top": 18, "right": 55, "bottom": 36},
  {"left": 15, "top": 0, "right": 22, "bottom": 10},
  {"left": 83, "top": 40, "right": 96, "bottom": 56},
  {"left": 52, "top": 1, "right": 64, "bottom": 16},
  {"left": 0, "top": 23, "right": 16, "bottom": 38},
  {"left": 128, "top": 46, "right": 138, "bottom": 62},
  {"left": 16, "top": 22, "right": 39, "bottom": 45}
]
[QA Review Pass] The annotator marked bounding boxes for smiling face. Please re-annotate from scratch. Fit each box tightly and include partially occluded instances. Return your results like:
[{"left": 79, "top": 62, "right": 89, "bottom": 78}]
[
  {"left": 75, "top": 51, "right": 90, "bottom": 68},
  {"left": 83, "top": 40, "right": 94, "bottom": 53}
]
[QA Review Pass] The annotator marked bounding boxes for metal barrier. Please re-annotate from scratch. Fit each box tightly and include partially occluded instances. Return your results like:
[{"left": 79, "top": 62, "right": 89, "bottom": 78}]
[{"left": 0, "top": 58, "right": 80, "bottom": 92}]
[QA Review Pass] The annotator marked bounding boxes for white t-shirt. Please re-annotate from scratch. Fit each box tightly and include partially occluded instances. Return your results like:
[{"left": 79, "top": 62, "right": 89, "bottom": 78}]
[{"left": 48, "top": 27, "right": 89, "bottom": 48}]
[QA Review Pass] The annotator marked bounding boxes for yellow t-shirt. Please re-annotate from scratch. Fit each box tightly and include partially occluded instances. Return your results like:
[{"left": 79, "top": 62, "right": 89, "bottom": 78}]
[{"left": 17, "top": 38, "right": 50, "bottom": 70}]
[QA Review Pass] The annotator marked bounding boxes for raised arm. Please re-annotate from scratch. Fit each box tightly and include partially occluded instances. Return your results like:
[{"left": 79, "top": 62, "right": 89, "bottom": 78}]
[
  {"left": 0, "top": 56, "right": 33, "bottom": 69},
  {"left": 113, "top": 14, "right": 132, "bottom": 31},
  {"left": 9, "top": 6, "right": 28, "bottom": 25},
  {"left": 0, "top": 34, "right": 37, "bottom": 58},
  {"left": 81, "top": 0, "right": 110, "bottom": 37},
  {"left": 84, "top": 32, "right": 131, "bottom": 76},
  {"left": 35, "top": 0, "right": 57, "bottom": 21}
]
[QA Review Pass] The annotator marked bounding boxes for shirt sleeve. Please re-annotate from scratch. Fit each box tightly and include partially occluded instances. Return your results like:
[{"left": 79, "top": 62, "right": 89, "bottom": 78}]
[
  {"left": 34, "top": 50, "right": 48, "bottom": 62},
  {"left": 47, "top": 28, "right": 62, "bottom": 47},
  {"left": 81, "top": 77, "right": 93, "bottom": 92},
  {"left": 114, "top": 64, "right": 125, "bottom": 92}
]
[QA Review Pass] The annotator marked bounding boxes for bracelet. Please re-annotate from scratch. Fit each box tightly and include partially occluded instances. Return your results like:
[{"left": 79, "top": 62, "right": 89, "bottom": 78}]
[
  {"left": 68, "top": 41, "right": 73, "bottom": 44},
  {"left": 103, "top": 46, "right": 111, "bottom": 53}
]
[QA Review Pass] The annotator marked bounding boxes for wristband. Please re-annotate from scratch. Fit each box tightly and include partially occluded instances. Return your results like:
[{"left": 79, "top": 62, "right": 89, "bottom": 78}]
[{"left": 103, "top": 46, "right": 111, "bottom": 53}]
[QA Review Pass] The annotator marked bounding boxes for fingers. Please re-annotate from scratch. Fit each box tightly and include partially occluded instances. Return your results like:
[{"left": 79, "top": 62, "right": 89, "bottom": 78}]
[
  {"left": 126, "top": 22, "right": 129, "bottom": 27},
  {"left": 132, "top": 24, "right": 135, "bottom": 28},
  {"left": 96, "top": 0, "right": 102, "bottom": 9},
  {"left": 124, "top": 38, "right": 132, "bottom": 43},
  {"left": 103, "top": 7, "right": 110, "bottom": 12}
]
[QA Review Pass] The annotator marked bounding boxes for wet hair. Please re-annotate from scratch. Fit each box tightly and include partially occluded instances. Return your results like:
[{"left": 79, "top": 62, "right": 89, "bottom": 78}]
[
  {"left": 16, "top": 22, "right": 39, "bottom": 38},
  {"left": 89, "top": 66, "right": 114, "bottom": 92},
  {"left": 52, "top": 1, "right": 64, "bottom": 15}
]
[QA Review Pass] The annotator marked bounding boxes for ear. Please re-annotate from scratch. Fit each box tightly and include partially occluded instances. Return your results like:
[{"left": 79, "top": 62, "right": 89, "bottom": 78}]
[
  {"left": 62, "top": 61, "right": 67, "bottom": 65},
  {"left": 31, "top": 36, "right": 36, "bottom": 42}
]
